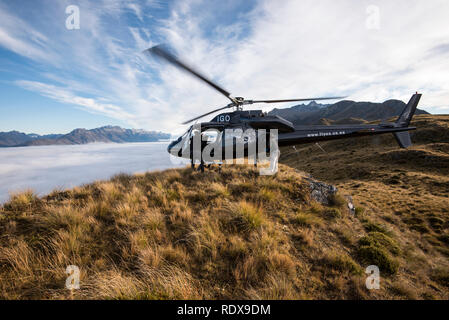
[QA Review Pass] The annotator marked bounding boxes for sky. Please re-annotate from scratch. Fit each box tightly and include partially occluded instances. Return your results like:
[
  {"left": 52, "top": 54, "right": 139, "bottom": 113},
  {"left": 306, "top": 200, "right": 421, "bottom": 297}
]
[{"left": 0, "top": 0, "right": 448, "bottom": 135}]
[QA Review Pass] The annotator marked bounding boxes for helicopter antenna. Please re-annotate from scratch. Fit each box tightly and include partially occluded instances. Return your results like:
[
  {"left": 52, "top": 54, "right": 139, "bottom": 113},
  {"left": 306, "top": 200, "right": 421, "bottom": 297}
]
[{"left": 315, "top": 142, "right": 327, "bottom": 154}]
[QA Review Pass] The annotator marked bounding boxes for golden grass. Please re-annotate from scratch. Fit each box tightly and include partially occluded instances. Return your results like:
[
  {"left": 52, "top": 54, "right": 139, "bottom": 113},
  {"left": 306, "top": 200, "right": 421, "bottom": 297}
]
[
  {"left": 228, "top": 201, "right": 265, "bottom": 232},
  {"left": 322, "top": 253, "right": 363, "bottom": 276},
  {"left": 0, "top": 164, "right": 336, "bottom": 299},
  {"left": 293, "top": 212, "right": 324, "bottom": 227}
]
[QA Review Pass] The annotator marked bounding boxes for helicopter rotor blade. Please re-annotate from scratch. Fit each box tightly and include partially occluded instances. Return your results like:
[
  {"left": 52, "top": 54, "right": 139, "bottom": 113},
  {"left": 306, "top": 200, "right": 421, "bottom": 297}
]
[
  {"left": 247, "top": 96, "right": 347, "bottom": 104},
  {"left": 144, "top": 45, "right": 235, "bottom": 104},
  {"left": 181, "top": 104, "right": 234, "bottom": 125}
]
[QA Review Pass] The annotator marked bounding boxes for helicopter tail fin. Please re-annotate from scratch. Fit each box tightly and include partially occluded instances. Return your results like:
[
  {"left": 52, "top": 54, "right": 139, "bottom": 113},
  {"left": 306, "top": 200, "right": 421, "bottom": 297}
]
[
  {"left": 395, "top": 93, "right": 421, "bottom": 127},
  {"left": 391, "top": 93, "right": 421, "bottom": 148},
  {"left": 393, "top": 131, "right": 412, "bottom": 148}
]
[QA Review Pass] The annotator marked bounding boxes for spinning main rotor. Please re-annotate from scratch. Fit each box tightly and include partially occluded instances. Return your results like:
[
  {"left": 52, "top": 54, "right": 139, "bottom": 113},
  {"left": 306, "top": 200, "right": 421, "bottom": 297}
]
[{"left": 144, "top": 45, "right": 345, "bottom": 125}]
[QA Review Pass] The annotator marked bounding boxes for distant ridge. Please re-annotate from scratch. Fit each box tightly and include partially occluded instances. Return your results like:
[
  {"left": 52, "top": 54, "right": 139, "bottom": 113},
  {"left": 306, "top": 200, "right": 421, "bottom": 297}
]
[
  {"left": 0, "top": 126, "right": 170, "bottom": 147},
  {"left": 269, "top": 99, "right": 429, "bottom": 125}
]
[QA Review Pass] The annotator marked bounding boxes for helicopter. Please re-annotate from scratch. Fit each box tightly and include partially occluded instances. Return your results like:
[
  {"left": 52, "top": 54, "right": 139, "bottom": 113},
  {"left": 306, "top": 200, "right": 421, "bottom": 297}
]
[{"left": 144, "top": 45, "right": 421, "bottom": 172}]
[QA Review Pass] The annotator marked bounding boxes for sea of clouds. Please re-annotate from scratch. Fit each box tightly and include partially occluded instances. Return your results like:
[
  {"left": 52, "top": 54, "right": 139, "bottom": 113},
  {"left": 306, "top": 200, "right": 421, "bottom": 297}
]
[{"left": 0, "top": 142, "right": 187, "bottom": 203}]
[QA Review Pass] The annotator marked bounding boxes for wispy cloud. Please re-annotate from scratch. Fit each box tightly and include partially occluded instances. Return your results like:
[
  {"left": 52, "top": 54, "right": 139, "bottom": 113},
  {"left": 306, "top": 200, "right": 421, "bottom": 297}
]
[
  {"left": 1, "top": 0, "right": 449, "bottom": 134},
  {"left": 16, "top": 80, "right": 136, "bottom": 122},
  {"left": 0, "top": 3, "right": 56, "bottom": 63}
]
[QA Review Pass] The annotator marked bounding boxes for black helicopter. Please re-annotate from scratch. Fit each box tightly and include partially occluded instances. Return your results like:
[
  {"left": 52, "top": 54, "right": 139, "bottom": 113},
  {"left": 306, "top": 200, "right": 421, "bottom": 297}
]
[{"left": 144, "top": 45, "right": 421, "bottom": 171}]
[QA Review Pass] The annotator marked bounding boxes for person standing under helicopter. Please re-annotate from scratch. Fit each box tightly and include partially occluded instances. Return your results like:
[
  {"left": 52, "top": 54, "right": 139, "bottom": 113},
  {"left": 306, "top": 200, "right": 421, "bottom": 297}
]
[{"left": 189, "top": 128, "right": 206, "bottom": 172}]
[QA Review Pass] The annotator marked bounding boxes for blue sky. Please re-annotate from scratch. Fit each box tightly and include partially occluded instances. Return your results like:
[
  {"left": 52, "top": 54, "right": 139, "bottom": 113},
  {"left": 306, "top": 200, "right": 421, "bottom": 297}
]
[{"left": 1, "top": 0, "right": 448, "bottom": 135}]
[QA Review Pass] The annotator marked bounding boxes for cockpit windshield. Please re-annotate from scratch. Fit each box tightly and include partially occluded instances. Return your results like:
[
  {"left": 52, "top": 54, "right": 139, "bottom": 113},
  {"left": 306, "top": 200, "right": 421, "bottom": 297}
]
[
  {"left": 177, "top": 126, "right": 222, "bottom": 150},
  {"left": 177, "top": 125, "right": 192, "bottom": 150},
  {"left": 181, "top": 126, "right": 192, "bottom": 139}
]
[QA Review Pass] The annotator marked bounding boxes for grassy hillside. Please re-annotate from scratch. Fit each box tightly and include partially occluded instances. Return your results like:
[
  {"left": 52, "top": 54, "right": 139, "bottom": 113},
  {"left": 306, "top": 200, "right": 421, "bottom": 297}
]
[
  {"left": 281, "top": 114, "right": 449, "bottom": 298},
  {"left": 0, "top": 115, "right": 448, "bottom": 300}
]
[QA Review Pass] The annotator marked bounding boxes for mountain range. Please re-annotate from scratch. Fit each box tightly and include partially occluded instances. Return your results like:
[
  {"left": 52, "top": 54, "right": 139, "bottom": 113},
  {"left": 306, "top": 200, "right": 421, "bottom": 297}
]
[
  {"left": 0, "top": 98, "right": 430, "bottom": 147},
  {"left": 269, "top": 99, "right": 429, "bottom": 125},
  {"left": 0, "top": 126, "right": 170, "bottom": 147}
]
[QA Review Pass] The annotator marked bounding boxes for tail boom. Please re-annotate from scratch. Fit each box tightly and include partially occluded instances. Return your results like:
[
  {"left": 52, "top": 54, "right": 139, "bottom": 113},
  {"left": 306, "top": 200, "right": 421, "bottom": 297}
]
[{"left": 278, "top": 93, "right": 422, "bottom": 149}]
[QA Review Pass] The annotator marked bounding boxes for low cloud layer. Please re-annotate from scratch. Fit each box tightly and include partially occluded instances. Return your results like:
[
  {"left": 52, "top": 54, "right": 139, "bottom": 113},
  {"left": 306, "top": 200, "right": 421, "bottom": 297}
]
[{"left": 0, "top": 142, "right": 182, "bottom": 202}]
